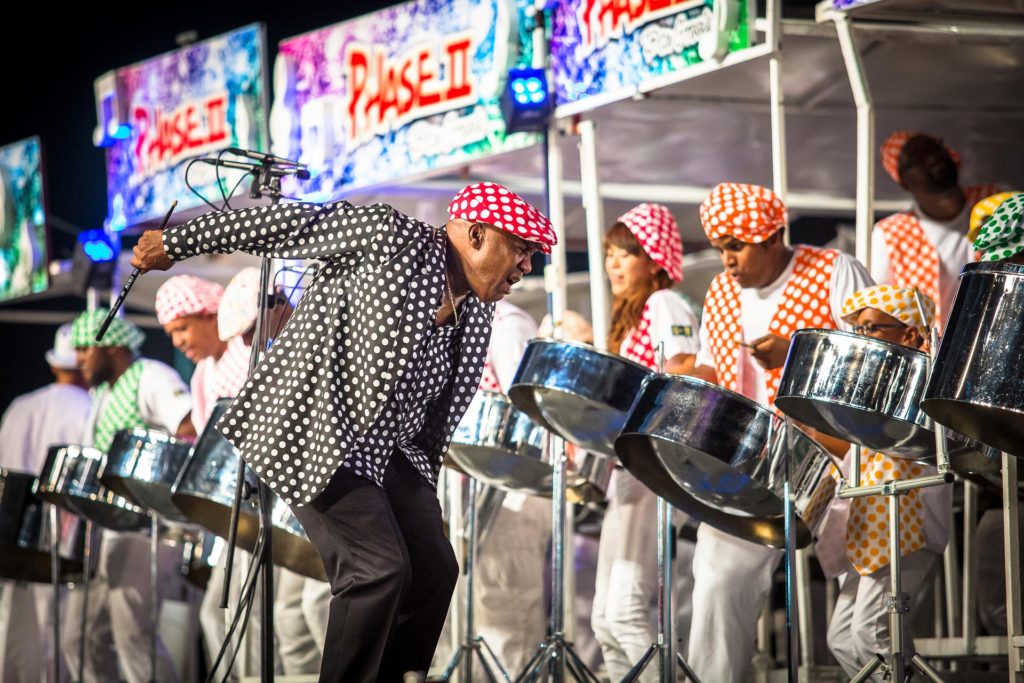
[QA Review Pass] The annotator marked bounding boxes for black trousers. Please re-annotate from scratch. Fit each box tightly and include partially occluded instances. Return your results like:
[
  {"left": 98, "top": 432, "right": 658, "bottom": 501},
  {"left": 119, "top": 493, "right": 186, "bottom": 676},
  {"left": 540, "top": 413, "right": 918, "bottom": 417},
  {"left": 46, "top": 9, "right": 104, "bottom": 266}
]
[{"left": 292, "top": 454, "right": 459, "bottom": 682}]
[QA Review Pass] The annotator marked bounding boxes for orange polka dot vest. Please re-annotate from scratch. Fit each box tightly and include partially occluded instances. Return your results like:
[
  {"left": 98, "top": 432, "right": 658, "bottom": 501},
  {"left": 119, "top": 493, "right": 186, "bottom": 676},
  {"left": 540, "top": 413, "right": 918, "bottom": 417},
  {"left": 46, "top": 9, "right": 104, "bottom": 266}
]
[
  {"left": 703, "top": 245, "right": 840, "bottom": 405},
  {"left": 846, "top": 452, "right": 927, "bottom": 575},
  {"left": 875, "top": 184, "right": 999, "bottom": 330}
]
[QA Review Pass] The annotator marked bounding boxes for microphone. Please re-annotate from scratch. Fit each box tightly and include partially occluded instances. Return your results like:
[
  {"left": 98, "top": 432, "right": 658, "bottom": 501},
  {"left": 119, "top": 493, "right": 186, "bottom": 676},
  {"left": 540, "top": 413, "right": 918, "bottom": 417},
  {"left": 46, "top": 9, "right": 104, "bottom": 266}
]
[
  {"left": 198, "top": 158, "right": 310, "bottom": 179},
  {"left": 226, "top": 147, "right": 307, "bottom": 168}
]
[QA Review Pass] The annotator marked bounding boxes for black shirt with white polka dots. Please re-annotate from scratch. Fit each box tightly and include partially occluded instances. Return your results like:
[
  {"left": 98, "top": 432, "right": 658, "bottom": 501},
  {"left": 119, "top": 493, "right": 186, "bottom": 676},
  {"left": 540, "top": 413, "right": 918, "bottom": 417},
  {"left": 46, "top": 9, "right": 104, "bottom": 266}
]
[{"left": 162, "top": 201, "right": 494, "bottom": 505}]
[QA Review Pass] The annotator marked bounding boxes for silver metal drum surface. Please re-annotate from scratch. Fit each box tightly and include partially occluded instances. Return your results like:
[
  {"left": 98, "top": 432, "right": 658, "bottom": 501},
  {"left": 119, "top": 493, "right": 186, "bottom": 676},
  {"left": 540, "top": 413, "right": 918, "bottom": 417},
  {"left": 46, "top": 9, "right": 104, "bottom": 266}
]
[
  {"left": 616, "top": 374, "right": 839, "bottom": 549},
  {"left": 102, "top": 429, "right": 193, "bottom": 522},
  {"left": 777, "top": 329, "right": 998, "bottom": 474},
  {"left": 447, "top": 391, "right": 611, "bottom": 503},
  {"left": 38, "top": 445, "right": 149, "bottom": 532},
  {"left": 0, "top": 469, "right": 86, "bottom": 582},
  {"left": 923, "top": 262, "right": 1024, "bottom": 457},
  {"left": 171, "top": 398, "right": 325, "bottom": 582},
  {"left": 508, "top": 339, "right": 650, "bottom": 460},
  {"left": 447, "top": 391, "right": 548, "bottom": 496}
]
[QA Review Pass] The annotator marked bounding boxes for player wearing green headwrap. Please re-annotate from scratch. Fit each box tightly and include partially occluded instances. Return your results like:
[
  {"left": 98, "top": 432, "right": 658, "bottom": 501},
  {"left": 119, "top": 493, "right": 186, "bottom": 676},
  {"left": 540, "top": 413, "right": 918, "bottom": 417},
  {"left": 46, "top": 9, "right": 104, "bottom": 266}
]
[{"left": 62, "top": 309, "right": 194, "bottom": 683}]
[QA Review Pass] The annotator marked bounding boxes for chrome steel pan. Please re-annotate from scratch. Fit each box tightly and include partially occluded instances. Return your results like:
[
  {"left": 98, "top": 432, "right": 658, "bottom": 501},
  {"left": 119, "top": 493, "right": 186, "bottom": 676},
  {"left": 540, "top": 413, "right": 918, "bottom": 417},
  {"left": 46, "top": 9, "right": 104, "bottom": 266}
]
[
  {"left": 923, "top": 262, "right": 1024, "bottom": 457},
  {"left": 616, "top": 374, "right": 839, "bottom": 549}
]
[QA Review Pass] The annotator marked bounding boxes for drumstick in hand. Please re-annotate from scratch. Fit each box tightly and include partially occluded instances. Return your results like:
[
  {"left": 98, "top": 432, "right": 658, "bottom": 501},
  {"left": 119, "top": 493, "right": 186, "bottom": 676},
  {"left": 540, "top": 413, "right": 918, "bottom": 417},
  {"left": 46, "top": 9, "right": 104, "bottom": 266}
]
[{"left": 95, "top": 201, "right": 177, "bottom": 342}]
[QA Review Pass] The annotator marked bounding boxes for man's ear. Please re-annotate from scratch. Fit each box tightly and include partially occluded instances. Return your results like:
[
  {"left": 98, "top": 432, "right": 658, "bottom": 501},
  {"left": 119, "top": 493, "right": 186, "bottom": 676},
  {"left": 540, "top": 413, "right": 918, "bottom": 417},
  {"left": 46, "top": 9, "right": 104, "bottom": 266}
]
[{"left": 468, "top": 222, "right": 487, "bottom": 250}]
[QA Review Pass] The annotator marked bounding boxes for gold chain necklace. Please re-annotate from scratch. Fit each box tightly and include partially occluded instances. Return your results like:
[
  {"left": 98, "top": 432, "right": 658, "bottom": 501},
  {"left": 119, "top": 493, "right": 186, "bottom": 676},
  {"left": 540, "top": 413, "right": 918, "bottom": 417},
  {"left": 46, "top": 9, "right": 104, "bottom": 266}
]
[{"left": 445, "top": 270, "right": 459, "bottom": 327}]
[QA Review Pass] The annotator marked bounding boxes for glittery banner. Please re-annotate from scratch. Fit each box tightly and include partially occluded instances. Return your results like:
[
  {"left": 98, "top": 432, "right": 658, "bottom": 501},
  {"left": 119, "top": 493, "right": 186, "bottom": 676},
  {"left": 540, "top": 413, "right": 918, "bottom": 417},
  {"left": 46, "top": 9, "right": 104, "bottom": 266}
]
[
  {"left": 96, "top": 23, "right": 267, "bottom": 230},
  {"left": 272, "top": 0, "right": 540, "bottom": 200}
]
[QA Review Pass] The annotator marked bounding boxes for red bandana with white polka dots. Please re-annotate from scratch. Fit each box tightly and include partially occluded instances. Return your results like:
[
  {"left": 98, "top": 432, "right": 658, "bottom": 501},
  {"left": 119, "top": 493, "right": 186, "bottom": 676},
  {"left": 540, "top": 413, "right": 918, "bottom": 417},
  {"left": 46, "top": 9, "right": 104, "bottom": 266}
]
[
  {"left": 876, "top": 184, "right": 999, "bottom": 329},
  {"left": 703, "top": 245, "right": 839, "bottom": 405},
  {"left": 448, "top": 182, "right": 557, "bottom": 253}
]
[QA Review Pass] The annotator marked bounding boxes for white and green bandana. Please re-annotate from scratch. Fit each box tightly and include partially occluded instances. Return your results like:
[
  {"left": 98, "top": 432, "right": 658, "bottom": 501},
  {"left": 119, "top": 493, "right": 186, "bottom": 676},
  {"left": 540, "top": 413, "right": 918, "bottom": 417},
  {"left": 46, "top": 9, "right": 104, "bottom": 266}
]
[
  {"left": 93, "top": 360, "right": 146, "bottom": 452},
  {"left": 70, "top": 310, "right": 145, "bottom": 353},
  {"left": 975, "top": 193, "right": 1024, "bottom": 263}
]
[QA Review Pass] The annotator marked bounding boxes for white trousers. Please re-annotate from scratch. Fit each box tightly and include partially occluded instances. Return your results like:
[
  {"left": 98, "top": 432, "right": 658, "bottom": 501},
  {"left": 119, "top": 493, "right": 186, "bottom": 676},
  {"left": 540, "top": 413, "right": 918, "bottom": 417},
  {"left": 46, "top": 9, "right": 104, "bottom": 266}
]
[
  {"left": 200, "top": 547, "right": 284, "bottom": 679},
  {"left": 0, "top": 581, "right": 66, "bottom": 683},
  {"left": 591, "top": 469, "right": 660, "bottom": 683},
  {"left": 274, "top": 569, "right": 330, "bottom": 675},
  {"left": 826, "top": 550, "right": 938, "bottom": 682},
  {"left": 62, "top": 531, "right": 180, "bottom": 683},
  {"left": 688, "top": 524, "right": 782, "bottom": 683},
  {"left": 474, "top": 492, "right": 551, "bottom": 674}
]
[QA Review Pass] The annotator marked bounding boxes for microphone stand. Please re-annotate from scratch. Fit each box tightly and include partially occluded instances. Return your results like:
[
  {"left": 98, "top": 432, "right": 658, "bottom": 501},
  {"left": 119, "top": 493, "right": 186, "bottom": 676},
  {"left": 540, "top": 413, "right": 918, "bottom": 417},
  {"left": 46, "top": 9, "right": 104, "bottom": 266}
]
[{"left": 214, "top": 151, "right": 300, "bottom": 682}]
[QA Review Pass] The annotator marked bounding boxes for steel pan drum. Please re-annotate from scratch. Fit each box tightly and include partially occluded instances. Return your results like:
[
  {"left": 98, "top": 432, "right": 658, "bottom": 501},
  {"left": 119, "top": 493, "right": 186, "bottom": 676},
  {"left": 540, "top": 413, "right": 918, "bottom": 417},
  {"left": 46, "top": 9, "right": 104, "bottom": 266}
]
[
  {"left": 37, "top": 445, "right": 148, "bottom": 531},
  {"left": 447, "top": 391, "right": 611, "bottom": 503},
  {"left": 508, "top": 339, "right": 650, "bottom": 459},
  {"left": 616, "top": 374, "right": 839, "bottom": 549},
  {"left": 102, "top": 429, "right": 193, "bottom": 522},
  {"left": 0, "top": 470, "right": 86, "bottom": 582},
  {"left": 171, "top": 399, "right": 325, "bottom": 582},
  {"left": 776, "top": 330, "right": 999, "bottom": 474},
  {"left": 923, "top": 262, "right": 1024, "bottom": 457}
]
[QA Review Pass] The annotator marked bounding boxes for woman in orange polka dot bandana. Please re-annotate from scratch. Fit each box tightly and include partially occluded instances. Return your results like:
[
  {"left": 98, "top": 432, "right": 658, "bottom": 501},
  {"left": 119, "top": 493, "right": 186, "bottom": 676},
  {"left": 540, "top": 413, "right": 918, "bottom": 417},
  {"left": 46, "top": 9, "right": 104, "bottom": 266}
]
[
  {"left": 593, "top": 203, "right": 701, "bottom": 683},
  {"left": 821, "top": 284, "right": 950, "bottom": 679}
]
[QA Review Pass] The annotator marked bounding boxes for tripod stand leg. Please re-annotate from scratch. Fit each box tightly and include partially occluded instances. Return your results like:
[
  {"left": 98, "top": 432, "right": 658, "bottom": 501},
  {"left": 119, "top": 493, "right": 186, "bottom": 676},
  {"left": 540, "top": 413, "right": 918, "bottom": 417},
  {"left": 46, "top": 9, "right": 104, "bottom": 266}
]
[
  {"left": 440, "top": 647, "right": 466, "bottom": 681},
  {"left": 910, "top": 654, "right": 945, "bottom": 683},
  {"left": 619, "top": 644, "right": 658, "bottom": 683},
  {"left": 849, "top": 654, "right": 885, "bottom": 683},
  {"left": 516, "top": 644, "right": 547, "bottom": 683},
  {"left": 676, "top": 653, "right": 702, "bottom": 683},
  {"left": 562, "top": 641, "right": 601, "bottom": 683},
  {"left": 478, "top": 635, "right": 512, "bottom": 682},
  {"left": 474, "top": 644, "right": 500, "bottom": 683}
]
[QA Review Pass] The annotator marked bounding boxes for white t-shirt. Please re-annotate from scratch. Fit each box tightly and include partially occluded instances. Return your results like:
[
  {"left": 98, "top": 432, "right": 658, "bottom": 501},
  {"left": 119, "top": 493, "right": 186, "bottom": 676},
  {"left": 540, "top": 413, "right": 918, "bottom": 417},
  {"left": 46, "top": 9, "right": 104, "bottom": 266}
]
[
  {"left": 82, "top": 358, "right": 193, "bottom": 446},
  {"left": 870, "top": 201, "right": 974, "bottom": 320},
  {"left": 696, "top": 250, "right": 874, "bottom": 407},
  {"left": 619, "top": 288, "right": 700, "bottom": 362},
  {"left": 487, "top": 300, "right": 539, "bottom": 394},
  {"left": 0, "top": 383, "right": 91, "bottom": 475}
]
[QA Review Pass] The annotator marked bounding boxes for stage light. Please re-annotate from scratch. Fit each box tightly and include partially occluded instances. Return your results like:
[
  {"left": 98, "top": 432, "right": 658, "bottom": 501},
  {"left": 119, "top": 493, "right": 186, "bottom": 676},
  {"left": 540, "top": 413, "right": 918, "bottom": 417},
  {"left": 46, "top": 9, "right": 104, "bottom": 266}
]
[{"left": 501, "top": 67, "right": 553, "bottom": 134}]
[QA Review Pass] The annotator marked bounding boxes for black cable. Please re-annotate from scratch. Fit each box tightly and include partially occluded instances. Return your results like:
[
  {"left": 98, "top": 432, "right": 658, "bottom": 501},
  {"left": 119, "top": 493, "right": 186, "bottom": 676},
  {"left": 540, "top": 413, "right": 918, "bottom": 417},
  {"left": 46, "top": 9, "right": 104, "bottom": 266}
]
[
  {"left": 220, "top": 553, "right": 263, "bottom": 683},
  {"left": 216, "top": 149, "right": 230, "bottom": 211},
  {"left": 203, "top": 529, "right": 265, "bottom": 683},
  {"left": 184, "top": 159, "right": 228, "bottom": 214}
]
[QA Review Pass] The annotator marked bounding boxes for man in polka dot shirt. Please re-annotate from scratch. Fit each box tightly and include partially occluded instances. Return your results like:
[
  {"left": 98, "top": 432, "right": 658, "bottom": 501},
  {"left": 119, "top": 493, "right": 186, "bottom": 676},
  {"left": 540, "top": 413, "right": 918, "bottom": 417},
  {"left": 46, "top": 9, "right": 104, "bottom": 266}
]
[
  {"left": 132, "top": 182, "right": 556, "bottom": 681},
  {"left": 681, "top": 182, "right": 873, "bottom": 683}
]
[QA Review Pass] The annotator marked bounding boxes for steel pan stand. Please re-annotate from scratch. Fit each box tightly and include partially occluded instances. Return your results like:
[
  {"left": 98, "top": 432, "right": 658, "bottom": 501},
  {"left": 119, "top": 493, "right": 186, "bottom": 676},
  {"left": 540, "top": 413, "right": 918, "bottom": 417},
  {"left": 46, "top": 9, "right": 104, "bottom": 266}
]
[
  {"left": 838, "top": 444, "right": 952, "bottom": 683},
  {"left": 74, "top": 519, "right": 93, "bottom": 683},
  {"left": 516, "top": 433, "right": 597, "bottom": 683},
  {"left": 49, "top": 505, "right": 62, "bottom": 683},
  {"left": 439, "top": 476, "right": 510, "bottom": 683},
  {"left": 149, "top": 514, "right": 160, "bottom": 682},
  {"left": 622, "top": 343, "right": 700, "bottom": 683}
]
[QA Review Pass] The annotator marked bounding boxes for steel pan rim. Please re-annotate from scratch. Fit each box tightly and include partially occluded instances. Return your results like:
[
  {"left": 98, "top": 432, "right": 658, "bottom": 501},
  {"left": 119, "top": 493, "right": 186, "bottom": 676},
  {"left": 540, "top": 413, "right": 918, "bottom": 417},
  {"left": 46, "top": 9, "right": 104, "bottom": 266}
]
[
  {"left": 791, "top": 328, "right": 929, "bottom": 363},
  {"left": 113, "top": 427, "right": 191, "bottom": 449},
  {"left": 614, "top": 431, "right": 814, "bottom": 549},
  {"left": 525, "top": 337, "right": 652, "bottom": 375},
  {"left": 644, "top": 371, "right": 775, "bottom": 419}
]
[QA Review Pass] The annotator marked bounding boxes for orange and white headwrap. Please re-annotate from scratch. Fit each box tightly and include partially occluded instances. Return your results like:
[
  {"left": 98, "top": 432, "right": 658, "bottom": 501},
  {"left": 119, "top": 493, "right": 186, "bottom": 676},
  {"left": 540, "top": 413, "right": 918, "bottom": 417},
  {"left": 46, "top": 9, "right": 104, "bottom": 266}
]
[
  {"left": 155, "top": 275, "right": 223, "bottom": 326},
  {"left": 841, "top": 285, "right": 936, "bottom": 339},
  {"left": 880, "top": 131, "right": 961, "bottom": 185},
  {"left": 618, "top": 203, "right": 684, "bottom": 281},
  {"left": 969, "top": 191, "right": 1018, "bottom": 244},
  {"left": 699, "top": 183, "right": 786, "bottom": 244}
]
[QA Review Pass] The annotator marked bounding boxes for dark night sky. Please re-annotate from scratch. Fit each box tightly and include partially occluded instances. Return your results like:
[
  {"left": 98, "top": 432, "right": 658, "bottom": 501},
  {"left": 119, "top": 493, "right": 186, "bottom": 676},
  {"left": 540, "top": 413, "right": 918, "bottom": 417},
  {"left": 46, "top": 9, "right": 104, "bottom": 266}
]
[{"left": 0, "top": 3, "right": 393, "bottom": 259}]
